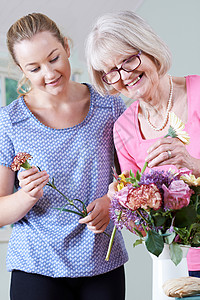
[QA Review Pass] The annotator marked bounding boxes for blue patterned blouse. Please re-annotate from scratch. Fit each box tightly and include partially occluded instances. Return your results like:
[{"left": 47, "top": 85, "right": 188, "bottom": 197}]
[{"left": 0, "top": 84, "right": 128, "bottom": 278}]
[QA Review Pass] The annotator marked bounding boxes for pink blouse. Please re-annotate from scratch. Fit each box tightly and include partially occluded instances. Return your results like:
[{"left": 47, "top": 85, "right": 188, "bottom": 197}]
[{"left": 114, "top": 75, "right": 200, "bottom": 271}]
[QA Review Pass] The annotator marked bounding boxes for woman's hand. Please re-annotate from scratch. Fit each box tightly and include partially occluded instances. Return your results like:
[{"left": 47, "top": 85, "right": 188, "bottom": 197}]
[
  {"left": 145, "top": 137, "right": 200, "bottom": 176},
  {"left": 79, "top": 194, "right": 111, "bottom": 233},
  {"left": 18, "top": 166, "right": 49, "bottom": 201}
]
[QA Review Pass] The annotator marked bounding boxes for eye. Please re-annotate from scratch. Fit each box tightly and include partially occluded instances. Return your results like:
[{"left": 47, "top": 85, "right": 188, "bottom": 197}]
[
  {"left": 50, "top": 55, "right": 59, "bottom": 63},
  {"left": 30, "top": 67, "right": 40, "bottom": 73}
]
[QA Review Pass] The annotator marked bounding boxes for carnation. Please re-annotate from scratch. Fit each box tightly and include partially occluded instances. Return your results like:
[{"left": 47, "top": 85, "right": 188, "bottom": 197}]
[
  {"left": 11, "top": 152, "right": 32, "bottom": 171},
  {"left": 127, "top": 184, "right": 162, "bottom": 210}
]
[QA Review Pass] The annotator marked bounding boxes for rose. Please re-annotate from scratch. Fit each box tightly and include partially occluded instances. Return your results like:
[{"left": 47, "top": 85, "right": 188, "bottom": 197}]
[{"left": 162, "top": 180, "right": 193, "bottom": 210}]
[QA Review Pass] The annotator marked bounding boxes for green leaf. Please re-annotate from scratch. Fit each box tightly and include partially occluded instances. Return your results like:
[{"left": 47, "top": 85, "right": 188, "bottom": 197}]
[
  {"left": 169, "top": 243, "right": 183, "bottom": 266},
  {"left": 174, "top": 206, "right": 197, "bottom": 228},
  {"left": 145, "top": 230, "right": 164, "bottom": 257},
  {"left": 133, "top": 239, "right": 143, "bottom": 248},
  {"left": 197, "top": 204, "right": 200, "bottom": 216},
  {"left": 153, "top": 215, "right": 167, "bottom": 227},
  {"left": 136, "top": 170, "right": 141, "bottom": 181},
  {"left": 164, "top": 231, "right": 176, "bottom": 244},
  {"left": 129, "top": 169, "right": 135, "bottom": 178}
]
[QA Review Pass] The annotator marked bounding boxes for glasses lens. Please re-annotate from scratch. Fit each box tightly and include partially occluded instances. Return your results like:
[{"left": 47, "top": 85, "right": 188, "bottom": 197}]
[
  {"left": 122, "top": 55, "right": 140, "bottom": 71},
  {"left": 103, "top": 71, "right": 120, "bottom": 84}
]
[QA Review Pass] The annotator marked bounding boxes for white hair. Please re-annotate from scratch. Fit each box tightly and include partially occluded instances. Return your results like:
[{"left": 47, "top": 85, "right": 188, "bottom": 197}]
[{"left": 85, "top": 10, "right": 172, "bottom": 95}]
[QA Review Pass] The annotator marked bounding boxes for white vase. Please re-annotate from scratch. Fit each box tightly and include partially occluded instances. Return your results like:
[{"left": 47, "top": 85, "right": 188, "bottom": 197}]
[{"left": 149, "top": 244, "right": 189, "bottom": 300}]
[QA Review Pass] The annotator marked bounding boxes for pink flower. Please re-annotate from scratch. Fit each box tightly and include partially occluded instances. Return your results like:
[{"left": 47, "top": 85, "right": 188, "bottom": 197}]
[
  {"left": 11, "top": 152, "right": 32, "bottom": 171},
  {"left": 175, "top": 168, "right": 192, "bottom": 178},
  {"left": 162, "top": 180, "right": 193, "bottom": 210},
  {"left": 117, "top": 184, "right": 132, "bottom": 208},
  {"left": 122, "top": 184, "right": 162, "bottom": 211}
]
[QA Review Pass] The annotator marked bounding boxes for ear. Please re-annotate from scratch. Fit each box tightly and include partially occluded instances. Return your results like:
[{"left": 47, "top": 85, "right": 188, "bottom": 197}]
[{"left": 63, "top": 37, "right": 70, "bottom": 58}]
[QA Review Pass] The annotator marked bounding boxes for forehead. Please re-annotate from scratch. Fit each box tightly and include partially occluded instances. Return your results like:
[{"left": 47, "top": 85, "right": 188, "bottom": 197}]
[
  {"left": 100, "top": 51, "right": 136, "bottom": 72},
  {"left": 14, "top": 31, "right": 62, "bottom": 65}
]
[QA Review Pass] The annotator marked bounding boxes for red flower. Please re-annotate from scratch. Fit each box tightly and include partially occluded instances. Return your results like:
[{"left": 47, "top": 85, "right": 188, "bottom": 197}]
[
  {"left": 127, "top": 184, "right": 162, "bottom": 211},
  {"left": 11, "top": 152, "right": 32, "bottom": 171}
]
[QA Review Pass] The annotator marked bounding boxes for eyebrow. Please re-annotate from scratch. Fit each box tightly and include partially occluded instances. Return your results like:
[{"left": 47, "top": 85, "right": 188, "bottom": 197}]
[{"left": 25, "top": 48, "right": 59, "bottom": 68}]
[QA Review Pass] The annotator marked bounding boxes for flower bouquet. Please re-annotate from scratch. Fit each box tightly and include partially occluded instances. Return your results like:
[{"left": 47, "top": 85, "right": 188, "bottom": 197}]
[{"left": 106, "top": 113, "right": 200, "bottom": 265}]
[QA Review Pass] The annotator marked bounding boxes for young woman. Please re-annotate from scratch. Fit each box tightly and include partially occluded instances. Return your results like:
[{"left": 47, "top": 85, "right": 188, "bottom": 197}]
[{"left": 0, "top": 13, "right": 128, "bottom": 300}]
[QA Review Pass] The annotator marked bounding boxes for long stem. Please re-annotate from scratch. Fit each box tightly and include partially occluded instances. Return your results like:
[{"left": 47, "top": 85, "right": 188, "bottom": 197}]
[
  {"left": 105, "top": 211, "right": 122, "bottom": 261},
  {"left": 47, "top": 182, "right": 86, "bottom": 215}
]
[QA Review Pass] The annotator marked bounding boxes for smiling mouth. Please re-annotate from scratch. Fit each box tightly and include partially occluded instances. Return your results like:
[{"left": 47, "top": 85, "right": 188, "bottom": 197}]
[
  {"left": 126, "top": 73, "right": 143, "bottom": 87},
  {"left": 46, "top": 76, "right": 61, "bottom": 85}
]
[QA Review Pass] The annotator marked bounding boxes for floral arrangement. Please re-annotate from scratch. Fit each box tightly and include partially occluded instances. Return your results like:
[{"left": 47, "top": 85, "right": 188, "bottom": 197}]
[
  {"left": 11, "top": 153, "right": 88, "bottom": 218},
  {"left": 106, "top": 112, "right": 200, "bottom": 265}
]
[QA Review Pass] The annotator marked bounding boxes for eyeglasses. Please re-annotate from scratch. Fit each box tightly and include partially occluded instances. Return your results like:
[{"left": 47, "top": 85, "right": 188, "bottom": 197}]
[{"left": 102, "top": 50, "right": 142, "bottom": 85}]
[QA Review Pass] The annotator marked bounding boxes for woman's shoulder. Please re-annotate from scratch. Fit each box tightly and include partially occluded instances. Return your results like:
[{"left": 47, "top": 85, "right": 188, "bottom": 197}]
[
  {"left": 0, "top": 97, "right": 29, "bottom": 125},
  {"left": 186, "top": 75, "right": 200, "bottom": 88},
  {"left": 85, "top": 83, "right": 124, "bottom": 108}
]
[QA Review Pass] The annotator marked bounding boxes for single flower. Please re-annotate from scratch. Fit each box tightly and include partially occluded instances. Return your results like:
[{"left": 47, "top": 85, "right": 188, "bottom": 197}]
[
  {"left": 162, "top": 180, "right": 193, "bottom": 210},
  {"left": 127, "top": 183, "right": 162, "bottom": 211},
  {"left": 165, "top": 112, "right": 190, "bottom": 145},
  {"left": 10, "top": 153, "right": 88, "bottom": 218},
  {"left": 11, "top": 152, "right": 32, "bottom": 171},
  {"left": 117, "top": 174, "right": 128, "bottom": 191},
  {"left": 180, "top": 174, "right": 200, "bottom": 186}
]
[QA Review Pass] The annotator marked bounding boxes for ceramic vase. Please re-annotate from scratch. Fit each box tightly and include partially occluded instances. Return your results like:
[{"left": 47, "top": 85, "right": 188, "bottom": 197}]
[{"left": 149, "top": 244, "right": 190, "bottom": 300}]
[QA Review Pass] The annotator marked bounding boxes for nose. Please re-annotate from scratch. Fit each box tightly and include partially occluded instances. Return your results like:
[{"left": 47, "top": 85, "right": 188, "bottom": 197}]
[
  {"left": 119, "top": 69, "right": 131, "bottom": 81},
  {"left": 43, "top": 64, "right": 56, "bottom": 80}
]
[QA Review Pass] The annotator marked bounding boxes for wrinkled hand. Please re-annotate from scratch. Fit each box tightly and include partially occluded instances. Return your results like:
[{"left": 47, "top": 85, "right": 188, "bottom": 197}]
[
  {"left": 18, "top": 166, "right": 49, "bottom": 201},
  {"left": 79, "top": 194, "right": 111, "bottom": 233},
  {"left": 145, "top": 137, "right": 200, "bottom": 176}
]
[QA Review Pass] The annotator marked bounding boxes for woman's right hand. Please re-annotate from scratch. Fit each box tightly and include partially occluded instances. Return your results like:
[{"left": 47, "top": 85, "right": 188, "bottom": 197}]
[{"left": 18, "top": 166, "right": 49, "bottom": 201}]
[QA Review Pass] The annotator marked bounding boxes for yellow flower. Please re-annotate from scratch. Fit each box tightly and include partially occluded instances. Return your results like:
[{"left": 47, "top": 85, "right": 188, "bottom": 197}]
[
  {"left": 180, "top": 174, "right": 200, "bottom": 186},
  {"left": 167, "top": 112, "right": 190, "bottom": 145},
  {"left": 117, "top": 174, "right": 127, "bottom": 191}
]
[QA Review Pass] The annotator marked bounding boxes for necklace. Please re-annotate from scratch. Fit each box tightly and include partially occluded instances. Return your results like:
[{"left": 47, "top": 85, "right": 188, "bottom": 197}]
[{"left": 145, "top": 75, "right": 173, "bottom": 131}]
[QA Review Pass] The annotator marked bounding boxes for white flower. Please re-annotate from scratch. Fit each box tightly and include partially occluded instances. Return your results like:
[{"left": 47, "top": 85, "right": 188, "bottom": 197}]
[
  {"left": 180, "top": 174, "right": 200, "bottom": 186},
  {"left": 167, "top": 112, "right": 190, "bottom": 145}
]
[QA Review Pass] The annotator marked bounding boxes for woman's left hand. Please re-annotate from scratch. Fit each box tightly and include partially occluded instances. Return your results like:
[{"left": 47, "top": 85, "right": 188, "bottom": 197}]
[
  {"left": 79, "top": 194, "right": 110, "bottom": 233},
  {"left": 145, "top": 137, "right": 200, "bottom": 175}
]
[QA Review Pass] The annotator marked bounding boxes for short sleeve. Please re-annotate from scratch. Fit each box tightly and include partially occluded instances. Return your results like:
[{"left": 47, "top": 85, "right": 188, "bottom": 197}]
[
  {"left": 112, "top": 95, "right": 127, "bottom": 123},
  {"left": 0, "top": 108, "right": 15, "bottom": 168},
  {"left": 114, "top": 122, "right": 138, "bottom": 174}
]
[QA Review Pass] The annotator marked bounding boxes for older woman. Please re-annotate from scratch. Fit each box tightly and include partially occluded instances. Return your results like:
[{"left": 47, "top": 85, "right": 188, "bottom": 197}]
[{"left": 86, "top": 10, "right": 200, "bottom": 277}]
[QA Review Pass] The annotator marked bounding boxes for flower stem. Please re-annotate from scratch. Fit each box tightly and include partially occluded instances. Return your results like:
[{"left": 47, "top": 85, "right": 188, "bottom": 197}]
[
  {"left": 105, "top": 211, "right": 122, "bottom": 261},
  {"left": 141, "top": 162, "right": 148, "bottom": 174}
]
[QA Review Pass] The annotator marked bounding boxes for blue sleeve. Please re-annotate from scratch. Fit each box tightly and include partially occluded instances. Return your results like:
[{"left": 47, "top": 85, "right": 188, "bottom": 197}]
[
  {"left": 112, "top": 95, "right": 127, "bottom": 123},
  {"left": 0, "top": 108, "right": 15, "bottom": 168}
]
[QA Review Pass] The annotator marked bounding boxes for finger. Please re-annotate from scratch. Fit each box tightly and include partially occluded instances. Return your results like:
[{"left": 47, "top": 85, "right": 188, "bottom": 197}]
[
  {"left": 147, "top": 151, "right": 170, "bottom": 168},
  {"left": 19, "top": 171, "right": 49, "bottom": 188},
  {"left": 26, "top": 175, "right": 49, "bottom": 192},
  {"left": 18, "top": 166, "right": 39, "bottom": 180},
  {"left": 147, "top": 138, "right": 173, "bottom": 153},
  {"left": 87, "top": 222, "right": 108, "bottom": 233},
  {"left": 25, "top": 178, "right": 49, "bottom": 198}
]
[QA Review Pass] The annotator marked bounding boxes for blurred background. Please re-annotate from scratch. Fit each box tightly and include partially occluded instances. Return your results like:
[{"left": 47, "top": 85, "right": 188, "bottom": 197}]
[{"left": 0, "top": 0, "right": 200, "bottom": 299}]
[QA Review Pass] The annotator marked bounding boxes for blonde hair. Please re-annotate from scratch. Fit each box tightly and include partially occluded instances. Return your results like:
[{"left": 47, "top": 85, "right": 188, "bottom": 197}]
[
  {"left": 85, "top": 10, "right": 172, "bottom": 95},
  {"left": 7, "top": 13, "right": 65, "bottom": 96}
]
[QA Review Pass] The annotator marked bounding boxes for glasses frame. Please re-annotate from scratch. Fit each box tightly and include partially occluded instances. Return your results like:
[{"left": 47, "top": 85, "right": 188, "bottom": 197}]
[{"left": 102, "top": 50, "right": 142, "bottom": 85}]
